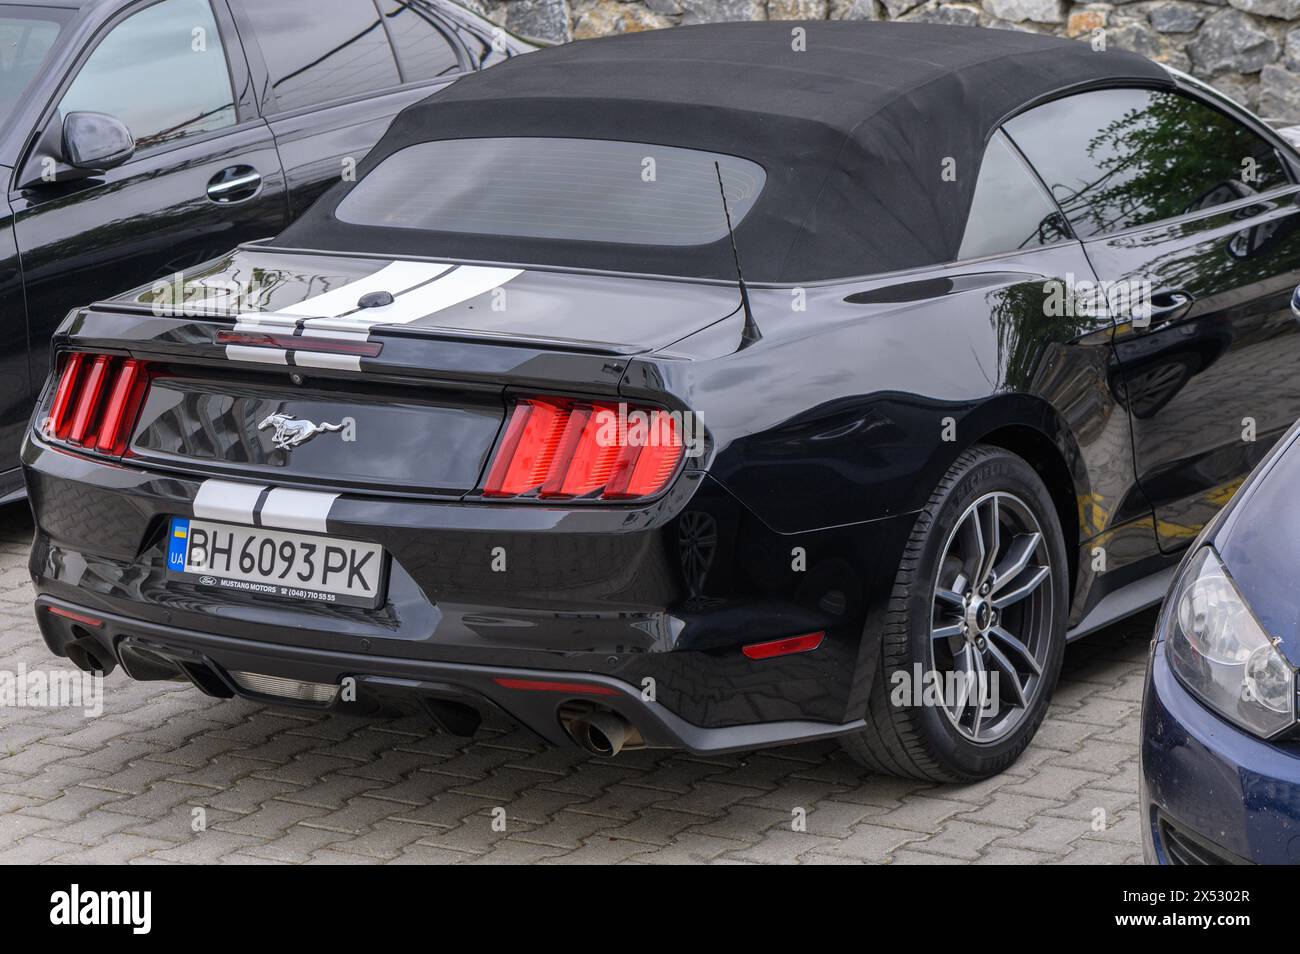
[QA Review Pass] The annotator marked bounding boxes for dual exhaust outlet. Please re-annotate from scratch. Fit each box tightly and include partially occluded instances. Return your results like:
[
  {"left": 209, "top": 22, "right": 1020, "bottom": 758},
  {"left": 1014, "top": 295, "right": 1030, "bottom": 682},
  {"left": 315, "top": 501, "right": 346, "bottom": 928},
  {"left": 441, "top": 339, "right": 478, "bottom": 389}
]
[
  {"left": 51, "top": 606, "right": 642, "bottom": 758},
  {"left": 564, "top": 708, "right": 635, "bottom": 757}
]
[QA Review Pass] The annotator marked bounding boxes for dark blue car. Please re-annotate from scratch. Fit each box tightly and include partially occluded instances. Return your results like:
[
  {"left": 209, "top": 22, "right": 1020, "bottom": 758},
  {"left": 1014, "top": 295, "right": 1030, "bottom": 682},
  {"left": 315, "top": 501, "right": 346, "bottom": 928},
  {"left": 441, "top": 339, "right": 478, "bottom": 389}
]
[{"left": 1141, "top": 417, "right": 1300, "bottom": 864}]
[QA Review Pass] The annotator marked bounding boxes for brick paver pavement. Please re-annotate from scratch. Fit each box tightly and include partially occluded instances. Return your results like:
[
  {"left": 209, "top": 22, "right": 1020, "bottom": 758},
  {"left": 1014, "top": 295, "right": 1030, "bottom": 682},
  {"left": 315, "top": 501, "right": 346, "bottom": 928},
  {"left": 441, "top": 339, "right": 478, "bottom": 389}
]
[{"left": 0, "top": 503, "right": 1151, "bottom": 864}]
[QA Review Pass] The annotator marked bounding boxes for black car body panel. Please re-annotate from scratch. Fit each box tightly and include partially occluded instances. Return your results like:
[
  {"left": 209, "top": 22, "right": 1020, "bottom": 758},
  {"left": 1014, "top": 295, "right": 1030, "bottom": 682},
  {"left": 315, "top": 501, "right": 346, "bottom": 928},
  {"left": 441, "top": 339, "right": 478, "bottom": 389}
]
[
  {"left": 1100, "top": 194, "right": 1300, "bottom": 554},
  {"left": 23, "top": 22, "right": 1300, "bottom": 759},
  {"left": 13, "top": 239, "right": 1172, "bottom": 736},
  {"left": 27, "top": 452, "right": 914, "bottom": 732},
  {"left": 0, "top": 0, "right": 532, "bottom": 498}
]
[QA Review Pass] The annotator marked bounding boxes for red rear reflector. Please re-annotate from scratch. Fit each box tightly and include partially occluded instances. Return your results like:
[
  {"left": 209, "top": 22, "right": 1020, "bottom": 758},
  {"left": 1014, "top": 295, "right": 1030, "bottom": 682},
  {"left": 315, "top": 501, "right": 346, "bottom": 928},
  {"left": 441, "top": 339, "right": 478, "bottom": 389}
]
[
  {"left": 45, "top": 353, "right": 153, "bottom": 457},
  {"left": 742, "top": 632, "right": 825, "bottom": 660},
  {"left": 47, "top": 605, "right": 104, "bottom": 628},
  {"left": 484, "top": 397, "right": 685, "bottom": 501},
  {"left": 215, "top": 330, "right": 383, "bottom": 357},
  {"left": 493, "top": 677, "right": 619, "bottom": 697}
]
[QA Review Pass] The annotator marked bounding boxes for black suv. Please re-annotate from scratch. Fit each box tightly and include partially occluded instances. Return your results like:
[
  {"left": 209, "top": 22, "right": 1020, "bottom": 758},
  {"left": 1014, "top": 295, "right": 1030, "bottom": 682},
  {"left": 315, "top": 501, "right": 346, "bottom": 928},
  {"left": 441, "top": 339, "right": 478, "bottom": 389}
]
[{"left": 0, "top": 0, "right": 530, "bottom": 499}]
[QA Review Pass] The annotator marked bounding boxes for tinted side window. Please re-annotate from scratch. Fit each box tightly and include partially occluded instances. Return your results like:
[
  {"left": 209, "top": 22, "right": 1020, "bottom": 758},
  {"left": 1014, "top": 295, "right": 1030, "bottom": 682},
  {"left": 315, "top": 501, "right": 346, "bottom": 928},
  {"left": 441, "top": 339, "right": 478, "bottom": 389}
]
[
  {"left": 378, "top": 0, "right": 461, "bottom": 80},
  {"left": 240, "top": 0, "right": 401, "bottom": 113},
  {"left": 59, "top": 0, "right": 235, "bottom": 151},
  {"left": 958, "top": 131, "right": 1066, "bottom": 259},
  {"left": 1005, "top": 88, "right": 1290, "bottom": 238}
]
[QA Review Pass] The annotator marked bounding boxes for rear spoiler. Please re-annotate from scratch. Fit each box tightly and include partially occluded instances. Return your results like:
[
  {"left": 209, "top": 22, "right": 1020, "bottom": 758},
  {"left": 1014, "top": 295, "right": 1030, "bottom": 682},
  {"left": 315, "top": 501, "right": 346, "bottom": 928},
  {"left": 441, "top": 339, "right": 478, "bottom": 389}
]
[{"left": 54, "top": 305, "right": 636, "bottom": 397}]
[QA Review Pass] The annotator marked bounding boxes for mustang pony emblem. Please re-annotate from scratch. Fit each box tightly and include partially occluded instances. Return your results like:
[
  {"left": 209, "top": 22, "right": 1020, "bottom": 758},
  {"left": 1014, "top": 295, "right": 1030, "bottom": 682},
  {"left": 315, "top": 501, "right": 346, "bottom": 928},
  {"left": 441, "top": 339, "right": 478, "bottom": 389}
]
[{"left": 258, "top": 413, "right": 346, "bottom": 451}]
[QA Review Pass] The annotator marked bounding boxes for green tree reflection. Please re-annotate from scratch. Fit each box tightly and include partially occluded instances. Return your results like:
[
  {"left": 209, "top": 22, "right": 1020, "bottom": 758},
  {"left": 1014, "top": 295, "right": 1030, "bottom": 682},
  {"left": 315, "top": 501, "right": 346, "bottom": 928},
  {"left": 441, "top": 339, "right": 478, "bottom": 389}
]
[{"left": 1059, "top": 91, "right": 1286, "bottom": 236}]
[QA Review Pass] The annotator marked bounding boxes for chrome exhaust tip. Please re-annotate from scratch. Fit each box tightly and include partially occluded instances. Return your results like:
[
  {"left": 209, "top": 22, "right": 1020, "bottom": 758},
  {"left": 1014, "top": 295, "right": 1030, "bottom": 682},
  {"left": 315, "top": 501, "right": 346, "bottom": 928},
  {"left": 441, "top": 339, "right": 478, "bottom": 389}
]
[{"left": 574, "top": 710, "right": 630, "bottom": 757}]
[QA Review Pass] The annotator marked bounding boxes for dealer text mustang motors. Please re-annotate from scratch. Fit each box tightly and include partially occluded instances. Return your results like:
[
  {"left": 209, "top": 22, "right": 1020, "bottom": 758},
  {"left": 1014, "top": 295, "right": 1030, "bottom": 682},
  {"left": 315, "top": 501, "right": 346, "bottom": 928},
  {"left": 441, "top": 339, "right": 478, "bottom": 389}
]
[{"left": 23, "top": 22, "right": 1300, "bottom": 781}]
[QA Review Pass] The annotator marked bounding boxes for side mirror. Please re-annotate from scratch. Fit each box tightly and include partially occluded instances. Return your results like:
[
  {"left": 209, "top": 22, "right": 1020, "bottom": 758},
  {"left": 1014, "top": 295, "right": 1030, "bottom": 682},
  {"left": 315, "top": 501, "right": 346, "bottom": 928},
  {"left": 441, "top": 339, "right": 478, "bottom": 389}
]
[{"left": 62, "top": 111, "right": 134, "bottom": 171}]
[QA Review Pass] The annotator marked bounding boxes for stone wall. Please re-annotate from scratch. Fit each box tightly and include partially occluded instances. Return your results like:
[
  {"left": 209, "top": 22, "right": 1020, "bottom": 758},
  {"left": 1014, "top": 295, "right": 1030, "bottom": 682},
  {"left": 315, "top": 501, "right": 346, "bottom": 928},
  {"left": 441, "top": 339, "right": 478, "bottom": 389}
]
[{"left": 461, "top": 0, "right": 1300, "bottom": 122}]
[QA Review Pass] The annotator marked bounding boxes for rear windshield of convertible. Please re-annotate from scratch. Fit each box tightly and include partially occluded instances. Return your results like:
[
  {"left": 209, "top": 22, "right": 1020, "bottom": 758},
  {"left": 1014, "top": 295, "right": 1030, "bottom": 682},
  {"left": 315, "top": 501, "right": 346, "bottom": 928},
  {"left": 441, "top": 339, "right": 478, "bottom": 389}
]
[{"left": 333, "top": 137, "right": 766, "bottom": 247}]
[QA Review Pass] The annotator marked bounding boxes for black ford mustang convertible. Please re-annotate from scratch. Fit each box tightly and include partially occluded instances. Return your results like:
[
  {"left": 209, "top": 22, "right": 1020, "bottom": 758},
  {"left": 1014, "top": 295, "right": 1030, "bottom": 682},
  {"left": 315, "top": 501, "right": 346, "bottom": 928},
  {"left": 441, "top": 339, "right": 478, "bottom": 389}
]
[{"left": 23, "top": 22, "right": 1300, "bottom": 781}]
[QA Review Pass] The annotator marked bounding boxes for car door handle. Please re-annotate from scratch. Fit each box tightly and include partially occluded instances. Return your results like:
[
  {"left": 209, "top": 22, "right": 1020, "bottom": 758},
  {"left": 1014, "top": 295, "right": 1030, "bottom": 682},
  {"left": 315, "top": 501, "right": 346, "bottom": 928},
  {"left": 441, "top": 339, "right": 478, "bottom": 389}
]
[
  {"left": 1140, "top": 289, "right": 1194, "bottom": 330},
  {"left": 206, "top": 166, "right": 262, "bottom": 204}
]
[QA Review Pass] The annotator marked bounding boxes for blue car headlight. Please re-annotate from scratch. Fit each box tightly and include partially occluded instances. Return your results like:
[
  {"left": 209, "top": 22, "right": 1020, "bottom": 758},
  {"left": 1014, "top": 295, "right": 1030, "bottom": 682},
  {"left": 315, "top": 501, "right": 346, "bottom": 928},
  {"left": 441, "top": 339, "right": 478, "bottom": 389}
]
[{"left": 1165, "top": 547, "right": 1295, "bottom": 739}]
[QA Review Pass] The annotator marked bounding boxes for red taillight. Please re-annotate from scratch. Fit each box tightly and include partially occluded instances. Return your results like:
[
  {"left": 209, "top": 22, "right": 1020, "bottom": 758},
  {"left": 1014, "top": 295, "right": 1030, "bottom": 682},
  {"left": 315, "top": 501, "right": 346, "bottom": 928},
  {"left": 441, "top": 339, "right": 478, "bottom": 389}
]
[
  {"left": 483, "top": 398, "right": 571, "bottom": 497},
  {"left": 556, "top": 407, "right": 621, "bottom": 497},
  {"left": 46, "top": 353, "right": 151, "bottom": 456},
  {"left": 67, "top": 354, "right": 111, "bottom": 445},
  {"left": 482, "top": 397, "right": 686, "bottom": 501},
  {"left": 94, "top": 359, "right": 148, "bottom": 456},
  {"left": 606, "top": 412, "right": 681, "bottom": 499},
  {"left": 48, "top": 352, "right": 86, "bottom": 440},
  {"left": 741, "top": 632, "right": 826, "bottom": 661}
]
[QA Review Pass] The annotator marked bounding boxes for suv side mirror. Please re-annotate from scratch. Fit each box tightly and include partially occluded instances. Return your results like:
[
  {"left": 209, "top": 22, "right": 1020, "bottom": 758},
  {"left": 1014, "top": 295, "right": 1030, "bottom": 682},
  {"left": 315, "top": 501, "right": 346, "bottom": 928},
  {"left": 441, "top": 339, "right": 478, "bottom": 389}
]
[{"left": 62, "top": 111, "right": 134, "bottom": 171}]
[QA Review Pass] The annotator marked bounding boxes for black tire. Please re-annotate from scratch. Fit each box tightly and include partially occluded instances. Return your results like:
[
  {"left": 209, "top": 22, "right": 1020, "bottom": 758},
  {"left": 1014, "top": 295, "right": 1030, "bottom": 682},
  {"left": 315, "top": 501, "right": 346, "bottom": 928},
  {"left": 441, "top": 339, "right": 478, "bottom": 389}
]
[{"left": 840, "top": 444, "right": 1069, "bottom": 782}]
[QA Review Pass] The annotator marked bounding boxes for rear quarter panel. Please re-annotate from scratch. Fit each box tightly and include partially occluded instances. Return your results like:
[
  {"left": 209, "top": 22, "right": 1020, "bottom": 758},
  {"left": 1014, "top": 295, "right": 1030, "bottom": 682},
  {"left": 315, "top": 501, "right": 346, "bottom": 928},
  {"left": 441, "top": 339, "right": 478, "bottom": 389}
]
[{"left": 625, "top": 245, "right": 1131, "bottom": 531}]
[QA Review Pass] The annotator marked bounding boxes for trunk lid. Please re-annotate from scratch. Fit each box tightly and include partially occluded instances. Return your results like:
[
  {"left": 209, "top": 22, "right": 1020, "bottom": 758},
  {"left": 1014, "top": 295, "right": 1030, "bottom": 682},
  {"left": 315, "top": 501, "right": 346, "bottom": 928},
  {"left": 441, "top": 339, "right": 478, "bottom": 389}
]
[
  {"left": 122, "top": 245, "right": 742, "bottom": 355},
  {"left": 65, "top": 246, "right": 734, "bottom": 495}
]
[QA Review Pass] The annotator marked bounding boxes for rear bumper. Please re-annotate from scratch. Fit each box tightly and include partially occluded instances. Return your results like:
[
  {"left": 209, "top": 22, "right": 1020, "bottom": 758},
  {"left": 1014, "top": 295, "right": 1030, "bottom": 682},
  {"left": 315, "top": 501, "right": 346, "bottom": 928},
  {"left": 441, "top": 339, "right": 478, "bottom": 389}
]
[
  {"left": 37, "top": 594, "right": 866, "bottom": 754},
  {"left": 24, "top": 437, "right": 916, "bottom": 740}
]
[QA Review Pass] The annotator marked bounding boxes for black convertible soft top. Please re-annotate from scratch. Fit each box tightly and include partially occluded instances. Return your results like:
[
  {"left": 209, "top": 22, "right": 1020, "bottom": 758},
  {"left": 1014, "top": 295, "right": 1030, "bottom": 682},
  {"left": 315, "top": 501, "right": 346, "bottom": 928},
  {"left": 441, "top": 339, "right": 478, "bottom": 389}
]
[{"left": 275, "top": 22, "right": 1172, "bottom": 283}]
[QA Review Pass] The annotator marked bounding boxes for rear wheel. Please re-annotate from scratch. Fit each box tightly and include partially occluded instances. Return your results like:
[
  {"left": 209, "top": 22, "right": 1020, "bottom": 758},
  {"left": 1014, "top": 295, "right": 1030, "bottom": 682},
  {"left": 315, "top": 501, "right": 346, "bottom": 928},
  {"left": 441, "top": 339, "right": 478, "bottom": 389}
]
[{"left": 841, "top": 445, "right": 1069, "bottom": 782}]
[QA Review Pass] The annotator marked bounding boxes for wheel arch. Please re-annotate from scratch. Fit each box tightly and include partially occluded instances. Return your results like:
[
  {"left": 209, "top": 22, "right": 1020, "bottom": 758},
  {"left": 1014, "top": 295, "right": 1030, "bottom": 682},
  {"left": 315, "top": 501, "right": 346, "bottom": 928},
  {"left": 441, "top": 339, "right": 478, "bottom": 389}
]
[
  {"left": 976, "top": 424, "right": 1080, "bottom": 608},
  {"left": 946, "top": 396, "right": 1093, "bottom": 612}
]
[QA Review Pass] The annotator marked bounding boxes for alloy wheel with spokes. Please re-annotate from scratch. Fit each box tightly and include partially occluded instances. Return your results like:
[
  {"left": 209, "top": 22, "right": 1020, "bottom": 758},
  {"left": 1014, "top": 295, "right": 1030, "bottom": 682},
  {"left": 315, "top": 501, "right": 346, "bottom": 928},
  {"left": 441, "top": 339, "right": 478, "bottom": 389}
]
[{"left": 929, "top": 491, "right": 1053, "bottom": 745}]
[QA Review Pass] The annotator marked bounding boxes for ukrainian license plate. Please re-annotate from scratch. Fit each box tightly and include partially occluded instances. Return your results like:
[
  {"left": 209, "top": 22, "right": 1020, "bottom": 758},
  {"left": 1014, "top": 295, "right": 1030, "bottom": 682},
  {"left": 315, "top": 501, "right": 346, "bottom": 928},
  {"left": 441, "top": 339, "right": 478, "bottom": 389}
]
[{"left": 166, "top": 517, "right": 386, "bottom": 608}]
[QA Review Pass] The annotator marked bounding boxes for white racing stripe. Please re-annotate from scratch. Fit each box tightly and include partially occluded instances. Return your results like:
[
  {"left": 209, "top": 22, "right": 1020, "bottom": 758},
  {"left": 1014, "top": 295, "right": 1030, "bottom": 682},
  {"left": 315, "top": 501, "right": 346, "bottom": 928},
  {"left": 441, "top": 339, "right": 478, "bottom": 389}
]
[
  {"left": 270, "top": 261, "right": 452, "bottom": 320},
  {"left": 293, "top": 352, "right": 362, "bottom": 372},
  {"left": 232, "top": 261, "right": 453, "bottom": 333},
  {"left": 192, "top": 479, "right": 338, "bottom": 533},
  {"left": 299, "top": 265, "right": 524, "bottom": 333},
  {"left": 298, "top": 324, "right": 372, "bottom": 341},
  {"left": 223, "top": 261, "right": 522, "bottom": 369},
  {"left": 224, "top": 345, "right": 288, "bottom": 366},
  {"left": 259, "top": 487, "right": 338, "bottom": 533},
  {"left": 193, "top": 479, "right": 266, "bottom": 525}
]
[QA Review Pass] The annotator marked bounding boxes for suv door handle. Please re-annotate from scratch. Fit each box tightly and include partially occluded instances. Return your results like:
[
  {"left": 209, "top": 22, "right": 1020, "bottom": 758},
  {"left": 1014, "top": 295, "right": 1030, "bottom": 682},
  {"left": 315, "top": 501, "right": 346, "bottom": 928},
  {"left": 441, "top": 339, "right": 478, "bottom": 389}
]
[
  {"left": 1140, "top": 289, "right": 1194, "bottom": 330},
  {"left": 206, "top": 165, "right": 262, "bottom": 204}
]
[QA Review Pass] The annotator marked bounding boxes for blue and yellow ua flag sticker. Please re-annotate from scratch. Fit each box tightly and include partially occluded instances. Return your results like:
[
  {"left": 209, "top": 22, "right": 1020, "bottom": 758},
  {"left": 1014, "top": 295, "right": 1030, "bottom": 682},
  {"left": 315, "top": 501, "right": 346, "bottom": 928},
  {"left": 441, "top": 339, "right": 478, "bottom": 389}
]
[{"left": 167, "top": 518, "right": 190, "bottom": 572}]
